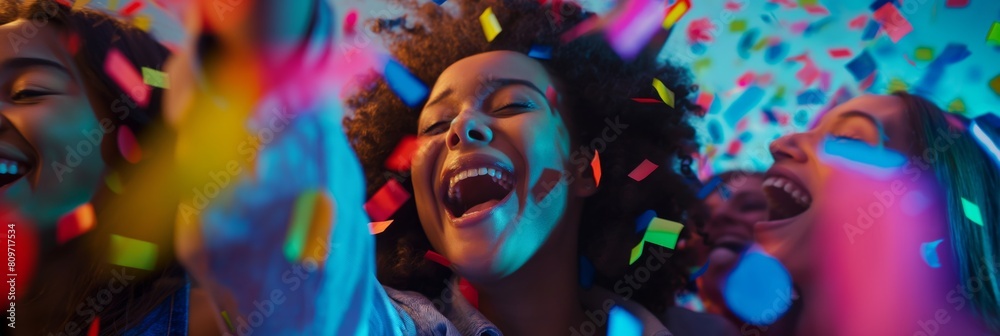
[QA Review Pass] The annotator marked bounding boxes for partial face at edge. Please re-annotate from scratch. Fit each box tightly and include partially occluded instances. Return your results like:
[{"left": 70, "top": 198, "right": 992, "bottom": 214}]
[
  {"left": 0, "top": 20, "right": 105, "bottom": 225},
  {"left": 411, "top": 50, "right": 589, "bottom": 282}
]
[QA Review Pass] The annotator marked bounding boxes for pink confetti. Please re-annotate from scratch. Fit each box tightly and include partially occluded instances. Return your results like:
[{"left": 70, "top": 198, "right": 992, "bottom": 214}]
[
  {"left": 803, "top": 4, "right": 830, "bottom": 15},
  {"left": 686, "top": 18, "right": 716, "bottom": 44},
  {"left": 604, "top": 0, "right": 666, "bottom": 60},
  {"left": 726, "top": 140, "right": 742, "bottom": 156},
  {"left": 796, "top": 60, "right": 820, "bottom": 87},
  {"left": 945, "top": 0, "right": 969, "bottom": 8},
  {"left": 117, "top": 125, "right": 143, "bottom": 164},
  {"left": 819, "top": 71, "right": 831, "bottom": 92},
  {"left": 695, "top": 92, "right": 714, "bottom": 114},
  {"left": 848, "top": 15, "right": 868, "bottom": 30},
  {"left": 737, "top": 71, "right": 756, "bottom": 87},
  {"left": 385, "top": 135, "right": 420, "bottom": 172},
  {"left": 828, "top": 48, "right": 853, "bottom": 59},
  {"left": 459, "top": 278, "right": 479, "bottom": 308},
  {"left": 724, "top": 0, "right": 743, "bottom": 11},
  {"left": 560, "top": 16, "right": 600, "bottom": 44},
  {"left": 344, "top": 9, "right": 359, "bottom": 35},
  {"left": 903, "top": 54, "right": 917, "bottom": 67},
  {"left": 364, "top": 179, "right": 411, "bottom": 222},
  {"left": 546, "top": 85, "right": 558, "bottom": 106},
  {"left": 628, "top": 159, "right": 659, "bottom": 182},
  {"left": 368, "top": 220, "right": 393, "bottom": 235},
  {"left": 873, "top": 3, "right": 913, "bottom": 43},
  {"left": 104, "top": 49, "right": 150, "bottom": 108},
  {"left": 859, "top": 71, "right": 877, "bottom": 91},
  {"left": 120, "top": 0, "right": 144, "bottom": 16},
  {"left": 631, "top": 97, "right": 663, "bottom": 104},
  {"left": 789, "top": 21, "right": 810, "bottom": 34},
  {"left": 424, "top": 250, "right": 451, "bottom": 267}
]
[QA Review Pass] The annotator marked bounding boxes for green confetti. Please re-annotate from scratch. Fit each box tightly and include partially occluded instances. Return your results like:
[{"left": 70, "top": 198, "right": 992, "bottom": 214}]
[
  {"left": 629, "top": 241, "right": 644, "bottom": 265},
  {"left": 888, "top": 78, "right": 908, "bottom": 92},
  {"left": 961, "top": 198, "right": 984, "bottom": 226},
  {"left": 643, "top": 217, "right": 684, "bottom": 249},
  {"left": 730, "top": 19, "right": 748, "bottom": 33},
  {"left": 221, "top": 311, "right": 236, "bottom": 333},
  {"left": 284, "top": 190, "right": 320, "bottom": 262},
  {"left": 108, "top": 234, "right": 157, "bottom": 270},
  {"left": 990, "top": 75, "right": 1000, "bottom": 97},
  {"left": 914, "top": 47, "right": 934, "bottom": 61},
  {"left": 987, "top": 22, "right": 1000, "bottom": 45},
  {"left": 799, "top": 0, "right": 818, "bottom": 5},
  {"left": 948, "top": 98, "right": 966, "bottom": 114},
  {"left": 141, "top": 67, "right": 169, "bottom": 89}
]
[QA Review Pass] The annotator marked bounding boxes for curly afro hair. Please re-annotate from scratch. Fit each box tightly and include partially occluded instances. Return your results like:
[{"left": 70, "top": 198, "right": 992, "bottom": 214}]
[{"left": 345, "top": 0, "right": 703, "bottom": 315}]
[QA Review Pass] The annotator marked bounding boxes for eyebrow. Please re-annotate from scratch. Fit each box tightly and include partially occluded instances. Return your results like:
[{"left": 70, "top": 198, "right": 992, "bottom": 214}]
[
  {"left": 0, "top": 57, "right": 71, "bottom": 77},
  {"left": 835, "top": 110, "right": 889, "bottom": 143},
  {"left": 424, "top": 77, "right": 546, "bottom": 109}
]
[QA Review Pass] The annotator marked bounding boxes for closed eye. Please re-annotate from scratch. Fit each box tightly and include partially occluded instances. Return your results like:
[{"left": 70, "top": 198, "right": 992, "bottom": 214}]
[
  {"left": 493, "top": 101, "right": 536, "bottom": 114},
  {"left": 11, "top": 89, "right": 51, "bottom": 101},
  {"left": 421, "top": 121, "right": 450, "bottom": 136}
]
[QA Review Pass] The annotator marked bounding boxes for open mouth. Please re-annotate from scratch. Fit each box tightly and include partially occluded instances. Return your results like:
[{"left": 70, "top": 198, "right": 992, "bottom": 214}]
[
  {"left": 762, "top": 174, "right": 812, "bottom": 222},
  {"left": 0, "top": 158, "right": 30, "bottom": 190},
  {"left": 443, "top": 162, "right": 515, "bottom": 219}
]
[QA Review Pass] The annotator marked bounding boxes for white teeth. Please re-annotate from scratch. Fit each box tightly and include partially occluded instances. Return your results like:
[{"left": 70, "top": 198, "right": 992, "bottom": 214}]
[
  {"left": 763, "top": 178, "right": 775, "bottom": 187},
  {"left": 0, "top": 162, "right": 6, "bottom": 174},
  {"left": 479, "top": 167, "right": 488, "bottom": 176},
  {"left": 495, "top": 170, "right": 502, "bottom": 180},
  {"left": 783, "top": 183, "right": 794, "bottom": 193},
  {"left": 487, "top": 168, "right": 496, "bottom": 177},
  {"left": 9, "top": 164, "right": 15, "bottom": 174},
  {"left": 774, "top": 179, "right": 785, "bottom": 188},
  {"left": 765, "top": 176, "right": 812, "bottom": 207},
  {"left": 792, "top": 190, "right": 801, "bottom": 199}
]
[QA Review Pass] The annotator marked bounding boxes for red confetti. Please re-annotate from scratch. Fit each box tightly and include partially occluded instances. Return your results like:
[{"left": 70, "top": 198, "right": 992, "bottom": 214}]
[
  {"left": 364, "top": 179, "right": 411, "bottom": 222},
  {"left": 590, "top": 150, "right": 602, "bottom": 188},
  {"left": 724, "top": 0, "right": 743, "bottom": 11},
  {"left": 120, "top": 0, "right": 144, "bottom": 16},
  {"left": 343, "top": 9, "right": 358, "bottom": 35},
  {"left": 424, "top": 250, "right": 451, "bottom": 267},
  {"left": 726, "top": 140, "right": 743, "bottom": 156},
  {"left": 796, "top": 60, "right": 820, "bottom": 87},
  {"left": 631, "top": 97, "right": 662, "bottom": 104},
  {"left": 385, "top": 135, "right": 420, "bottom": 171},
  {"left": 1, "top": 208, "right": 38, "bottom": 309},
  {"left": 546, "top": 85, "right": 559, "bottom": 106},
  {"left": 686, "top": 18, "right": 716, "bottom": 44},
  {"left": 873, "top": 3, "right": 913, "bottom": 43},
  {"left": 459, "top": 278, "right": 479, "bottom": 309},
  {"left": 802, "top": 4, "right": 829, "bottom": 15},
  {"left": 117, "top": 125, "right": 142, "bottom": 164},
  {"left": 56, "top": 203, "right": 96, "bottom": 244},
  {"left": 736, "top": 117, "right": 749, "bottom": 132},
  {"left": 628, "top": 159, "right": 659, "bottom": 182},
  {"left": 848, "top": 15, "right": 868, "bottom": 30},
  {"left": 104, "top": 49, "right": 150, "bottom": 107},
  {"left": 695, "top": 92, "right": 714, "bottom": 114},
  {"left": 859, "top": 71, "right": 877, "bottom": 91},
  {"left": 828, "top": 48, "right": 853, "bottom": 59},
  {"left": 532, "top": 168, "right": 564, "bottom": 202},
  {"left": 903, "top": 54, "right": 917, "bottom": 67},
  {"left": 945, "top": 0, "right": 969, "bottom": 8},
  {"left": 87, "top": 317, "right": 100, "bottom": 336},
  {"left": 64, "top": 33, "right": 80, "bottom": 55},
  {"left": 736, "top": 71, "right": 756, "bottom": 87},
  {"left": 368, "top": 220, "right": 393, "bottom": 235},
  {"left": 786, "top": 52, "right": 810, "bottom": 63}
]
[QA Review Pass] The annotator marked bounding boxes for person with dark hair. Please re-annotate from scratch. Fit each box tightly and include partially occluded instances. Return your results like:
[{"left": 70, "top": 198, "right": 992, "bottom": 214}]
[
  {"left": 0, "top": 0, "right": 198, "bottom": 334},
  {"left": 756, "top": 92, "right": 1000, "bottom": 334}
]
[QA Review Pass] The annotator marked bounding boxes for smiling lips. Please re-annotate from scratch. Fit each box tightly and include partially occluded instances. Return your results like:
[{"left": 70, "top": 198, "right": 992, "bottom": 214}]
[
  {"left": 443, "top": 163, "right": 515, "bottom": 219},
  {"left": 0, "top": 158, "right": 29, "bottom": 189},
  {"left": 763, "top": 175, "right": 812, "bottom": 221}
]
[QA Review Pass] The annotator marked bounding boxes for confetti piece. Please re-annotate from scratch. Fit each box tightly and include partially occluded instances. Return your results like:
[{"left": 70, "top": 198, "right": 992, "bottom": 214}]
[
  {"left": 119, "top": 0, "right": 143, "bottom": 16},
  {"left": 364, "top": 179, "right": 411, "bottom": 222},
  {"left": 132, "top": 14, "right": 152, "bottom": 31},
  {"left": 845, "top": 51, "right": 876, "bottom": 81},
  {"left": 609, "top": 306, "right": 642, "bottom": 336},
  {"left": 71, "top": 0, "right": 91, "bottom": 10},
  {"left": 723, "top": 246, "right": 793, "bottom": 325},
  {"left": 948, "top": 98, "right": 966, "bottom": 114},
  {"left": 458, "top": 277, "right": 479, "bottom": 309},
  {"left": 105, "top": 171, "right": 124, "bottom": 194},
  {"left": 635, "top": 210, "right": 657, "bottom": 233},
  {"left": 828, "top": 48, "right": 852, "bottom": 59},
  {"left": 532, "top": 168, "right": 564, "bottom": 202},
  {"left": 117, "top": 125, "right": 142, "bottom": 164},
  {"left": 861, "top": 20, "right": 881, "bottom": 40},
  {"left": 920, "top": 239, "right": 944, "bottom": 268},
  {"left": 729, "top": 19, "right": 748, "bottom": 32},
  {"left": 629, "top": 240, "right": 645, "bottom": 265},
  {"left": 723, "top": 86, "right": 765, "bottom": 127},
  {"left": 737, "top": 28, "right": 760, "bottom": 59},
  {"left": 935, "top": 43, "right": 971, "bottom": 65},
  {"left": 369, "top": 220, "right": 393, "bottom": 235},
  {"left": 988, "top": 22, "right": 1000, "bottom": 45},
  {"left": 221, "top": 311, "right": 235, "bottom": 333},
  {"left": 695, "top": 91, "right": 714, "bottom": 113},
  {"left": 697, "top": 175, "right": 723, "bottom": 200},
  {"left": 108, "top": 234, "right": 157, "bottom": 270},
  {"left": 643, "top": 217, "right": 684, "bottom": 249},
  {"left": 631, "top": 98, "right": 662, "bottom": 104},
  {"left": 868, "top": 0, "right": 901, "bottom": 11},
  {"left": 873, "top": 3, "right": 912, "bottom": 43},
  {"left": 662, "top": 0, "right": 691, "bottom": 30},
  {"left": 848, "top": 14, "right": 868, "bottom": 29},
  {"left": 725, "top": 140, "right": 742, "bottom": 157},
  {"left": 384, "top": 59, "right": 429, "bottom": 108},
  {"left": 528, "top": 44, "right": 553, "bottom": 60},
  {"left": 479, "top": 7, "right": 502, "bottom": 42},
  {"left": 708, "top": 119, "right": 723, "bottom": 144},
  {"left": 385, "top": 135, "right": 420, "bottom": 171},
  {"left": 344, "top": 9, "right": 359, "bottom": 35},
  {"left": 579, "top": 256, "right": 596, "bottom": 288},
  {"left": 628, "top": 159, "right": 659, "bottom": 182},
  {"left": 914, "top": 47, "right": 934, "bottom": 61},
  {"left": 424, "top": 250, "right": 451, "bottom": 267},
  {"left": 961, "top": 198, "right": 984, "bottom": 226},
  {"left": 725, "top": 0, "right": 744, "bottom": 11},
  {"left": 802, "top": 4, "right": 829, "bottom": 15},
  {"left": 432, "top": 0, "right": 446, "bottom": 4},
  {"left": 652, "top": 78, "right": 675, "bottom": 107},
  {"left": 86, "top": 317, "right": 100, "bottom": 336},
  {"left": 764, "top": 42, "right": 788, "bottom": 64},
  {"left": 56, "top": 203, "right": 95, "bottom": 244},
  {"left": 971, "top": 119, "right": 1000, "bottom": 169},
  {"left": 284, "top": 190, "right": 334, "bottom": 263},
  {"left": 141, "top": 67, "right": 169, "bottom": 89},
  {"left": 605, "top": 0, "right": 666, "bottom": 60},
  {"left": 546, "top": 85, "right": 559, "bottom": 106},
  {"left": 736, "top": 71, "right": 756, "bottom": 87},
  {"left": 590, "top": 150, "right": 601, "bottom": 187},
  {"left": 796, "top": 60, "right": 820, "bottom": 86},
  {"left": 796, "top": 89, "right": 825, "bottom": 105},
  {"left": 687, "top": 18, "right": 716, "bottom": 44},
  {"left": 945, "top": 0, "right": 969, "bottom": 8},
  {"left": 104, "top": 49, "right": 150, "bottom": 108}
]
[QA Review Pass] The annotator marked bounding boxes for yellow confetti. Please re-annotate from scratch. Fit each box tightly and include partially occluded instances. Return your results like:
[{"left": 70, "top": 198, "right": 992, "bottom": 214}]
[
  {"left": 629, "top": 241, "right": 645, "bottom": 265},
  {"left": 662, "top": 0, "right": 691, "bottom": 30},
  {"left": 888, "top": 78, "right": 908, "bottom": 92},
  {"left": 652, "top": 78, "right": 675, "bottom": 107},
  {"left": 108, "top": 234, "right": 158, "bottom": 270},
  {"left": 133, "top": 15, "right": 152, "bottom": 32},
  {"left": 948, "top": 98, "right": 966, "bottom": 114},
  {"left": 71, "top": 0, "right": 92, "bottom": 11},
  {"left": 479, "top": 7, "right": 502, "bottom": 42}
]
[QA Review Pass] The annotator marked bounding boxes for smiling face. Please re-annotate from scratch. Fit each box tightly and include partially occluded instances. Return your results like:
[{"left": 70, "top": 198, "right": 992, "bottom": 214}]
[
  {"left": 756, "top": 95, "right": 915, "bottom": 280},
  {"left": 0, "top": 20, "right": 105, "bottom": 224},
  {"left": 703, "top": 174, "right": 767, "bottom": 249},
  {"left": 411, "top": 51, "right": 592, "bottom": 282}
]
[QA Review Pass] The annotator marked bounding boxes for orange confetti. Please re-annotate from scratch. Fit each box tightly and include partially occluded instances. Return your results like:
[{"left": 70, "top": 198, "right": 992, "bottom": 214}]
[
  {"left": 590, "top": 150, "right": 601, "bottom": 187},
  {"left": 56, "top": 203, "right": 96, "bottom": 244},
  {"left": 368, "top": 220, "right": 393, "bottom": 235}
]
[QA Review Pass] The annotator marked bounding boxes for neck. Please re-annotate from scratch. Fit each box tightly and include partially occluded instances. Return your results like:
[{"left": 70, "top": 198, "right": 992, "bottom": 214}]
[{"left": 474, "top": 212, "right": 587, "bottom": 336}]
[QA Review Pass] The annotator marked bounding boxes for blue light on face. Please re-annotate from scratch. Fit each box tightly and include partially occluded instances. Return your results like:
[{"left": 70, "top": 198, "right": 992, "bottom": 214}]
[{"left": 817, "top": 136, "right": 908, "bottom": 179}]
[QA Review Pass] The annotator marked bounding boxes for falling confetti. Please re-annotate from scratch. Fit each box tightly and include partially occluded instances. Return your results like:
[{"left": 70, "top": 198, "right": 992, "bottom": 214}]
[
  {"left": 988, "top": 22, "right": 1000, "bottom": 45},
  {"left": 141, "top": 67, "right": 169, "bottom": 89},
  {"left": 723, "top": 86, "right": 766, "bottom": 127},
  {"left": 634, "top": 209, "right": 657, "bottom": 233},
  {"left": 652, "top": 78, "right": 675, "bottom": 107},
  {"left": 724, "top": 246, "right": 793, "bottom": 325},
  {"left": 132, "top": 15, "right": 152, "bottom": 31},
  {"left": 845, "top": 50, "right": 877, "bottom": 81},
  {"left": 662, "top": 0, "right": 692, "bottom": 30},
  {"left": 343, "top": 9, "right": 359, "bottom": 35},
  {"left": 104, "top": 49, "right": 150, "bottom": 107},
  {"left": 605, "top": 0, "right": 667, "bottom": 60},
  {"left": 105, "top": 171, "right": 124, "bottom": 194},
  {"left": 945, "top": 0, "right": 969, "bottom": 7},
  {"left": 608, "top": 306, "right": 642, "bottom": 336},
  {"left": 56, "top": 203, "right": 96, "bottom": 244},
  {"left": 424, "top": 250, "right": 451, "bottom": 267},
  {"left": 872, "top": 3, "right": 913, "bottom": 43},
  {"left": 364, "top": 179, "right": 411, "bottom": 222},
  {"left": 71, "top": 0, "right": 91, "bottom": 11},
  {"left": 385, "top": 135, "right": 420, "bottom": 172},
  {"left": 108, "top": 234, "right": 158, "bottom": 270},
  {"left": 643, "top": 217, "right": 684, "bottom": 250},
  {"left": 480, "top": 7, "right": 502, "bottom": 42},
  {"left": 920, "top": 239, "right": 944, "bottom": 268},
  {"left": 914, "top": 46, "right": 934, "bottom": 61},
  {"left": 117, "top": 125, "right": 143, "bottom": 164},
  {"left": 284, "top": 190, "right": 334, "bottom": 263},
  {"left": 590, "top": 150, "right": 602, "bottom": 187},
  {"left": 528, "top": 44, "right": 553, "bottom": 60},
  {"left": 628, "top": 159, "right": 659, "bottom": 182},
  {"left": 221, "top": 311, "right": 236, "bottom": 333},
  {"left": 384, "top": 58, "right": 429, "bottom": 108},
  {"left": 369, "top": 220, "right": 393, "bottom": 235},
  {"left": 828, "top": 48, "right": 853, "bottom": 59},
  {"left": 119, "top": 0, "right": 144, "bottom": 16}
]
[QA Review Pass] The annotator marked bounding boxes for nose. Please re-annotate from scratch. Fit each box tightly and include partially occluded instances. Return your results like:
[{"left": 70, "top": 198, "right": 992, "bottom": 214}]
[
  {"left": 446, "top": 112, "right": 493, "bottom": 150},
  {"left": 769, "top": 132, "right": 808, "bottom": 163}
]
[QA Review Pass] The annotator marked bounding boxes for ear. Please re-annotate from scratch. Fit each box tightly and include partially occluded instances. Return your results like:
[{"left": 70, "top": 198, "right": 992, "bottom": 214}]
[{"left": 571, "top": 150, "right": 600, "bottom": 197}]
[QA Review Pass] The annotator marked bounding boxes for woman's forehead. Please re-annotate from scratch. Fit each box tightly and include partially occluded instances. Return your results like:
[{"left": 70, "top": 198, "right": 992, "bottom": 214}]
[
  {"left": 435, "top": 51, "right": 552, "bottom": 89},
  {"left": 0, "top": 20, "right": 73, "bottom": 71}
]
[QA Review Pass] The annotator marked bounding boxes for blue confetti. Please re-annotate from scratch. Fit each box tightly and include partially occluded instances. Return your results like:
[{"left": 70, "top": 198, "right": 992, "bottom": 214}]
[
  {"left": 691, "top": 43, "right": 707, "bottom": 55},
  {"left": 861, "top": 20, "right": 881, "bottom": 41},
  {"left": 933, "top": 43, "right": 971, "bottom": 66},
  {"left": 869, "top": 0, "right": 902, "bottom": 11},
  {"left": 635, "top": 210, "right": 657, "bottom": 233},
  {"left": 920, "top": 239, "right": 944, "bottom": 268},
  {"left": 737, "top": 28, "right": 760, "bottom": 60},
  {"left": 384, "top": 59, "right": 429, "bottom": 108},
  {"left": 708, "top": 118, "right": 724, "bottom": 144},
  {"left": 796, "top": 89, "right": 826, "bottom": 105},
  {"left": 724, "top": 246, "right": 793, "bottom": 325},
  {"left": 804, "top": 17, "right": 835, "bottom": 37},
  {"left": 608, "top": 306, "right": 642, "bottom": 336},
  {"left": 723, "top": 86, "right": 765, "bottom": 127},
  {"left": 764, "top": 42, "right": 788, "bottom": 65},
  {"left": 738, "top": 131, "right": 753, "bottom": 142},
  {"left": 432, "top": 0, "right": 446, "bottom": 4},
  {"left": 697, "top": 176, "right": 722, "bottom": 200},
  {"left": 763, "top": 108, "right": 778, "bottom": 124},
  {"left": 579, "top": 256, "right": 596, "bottom": 288},
  {"left": 845, "top": 51, "right": 876, "bottom": 81},
  {"left": 689, "top": 260, "right": 710, "bottom": 282},
  {"left": 528, "top": 44, "right": 553, "bottom": 60}
]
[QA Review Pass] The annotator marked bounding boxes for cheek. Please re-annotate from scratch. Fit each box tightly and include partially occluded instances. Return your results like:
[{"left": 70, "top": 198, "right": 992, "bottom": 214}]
[{"left": 410, "top": 138, "right": 445, "bottom": 212}]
